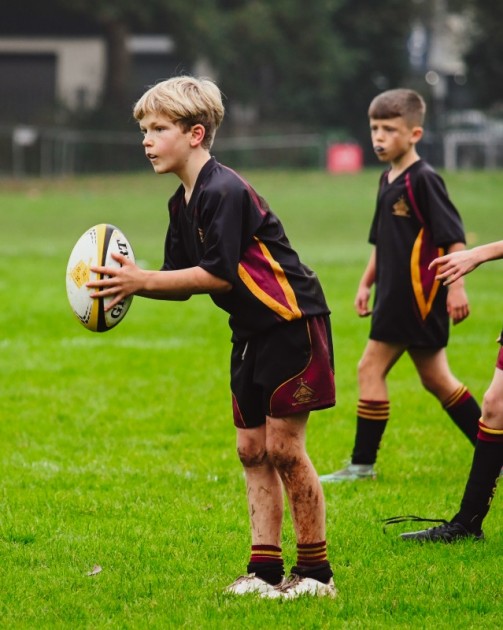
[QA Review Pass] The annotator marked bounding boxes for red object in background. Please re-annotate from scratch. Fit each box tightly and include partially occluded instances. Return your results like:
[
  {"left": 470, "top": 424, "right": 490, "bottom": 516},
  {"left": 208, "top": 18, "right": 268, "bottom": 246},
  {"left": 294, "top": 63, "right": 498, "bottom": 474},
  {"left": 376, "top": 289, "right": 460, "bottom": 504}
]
[{"left": 326, "top": 143, "right": 363, "bottom": 173}]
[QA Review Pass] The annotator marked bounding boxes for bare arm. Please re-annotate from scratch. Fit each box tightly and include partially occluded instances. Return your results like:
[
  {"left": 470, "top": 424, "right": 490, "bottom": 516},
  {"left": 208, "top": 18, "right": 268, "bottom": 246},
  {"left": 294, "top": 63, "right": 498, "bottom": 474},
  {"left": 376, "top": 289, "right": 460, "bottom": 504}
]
[
  {"left": 429, "top": 240, "right": 503, "bottom": 285},
  {"left": 354, "top": 248, "right": 376, "bottom": 317},
  {"left": 87, "top": 253, "right": 232, "bottom": 310}
]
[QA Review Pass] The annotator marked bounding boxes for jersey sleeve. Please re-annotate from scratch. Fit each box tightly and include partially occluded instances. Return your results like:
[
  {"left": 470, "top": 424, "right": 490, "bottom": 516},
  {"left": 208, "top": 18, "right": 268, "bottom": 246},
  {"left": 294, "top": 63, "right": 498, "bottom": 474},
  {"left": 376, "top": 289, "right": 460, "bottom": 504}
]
[
  {"left": 197, "top": 184, "right": 266, "bottom": 283},
  {"left": 416, "top": 168, "right": 466, "bottom": 247}
]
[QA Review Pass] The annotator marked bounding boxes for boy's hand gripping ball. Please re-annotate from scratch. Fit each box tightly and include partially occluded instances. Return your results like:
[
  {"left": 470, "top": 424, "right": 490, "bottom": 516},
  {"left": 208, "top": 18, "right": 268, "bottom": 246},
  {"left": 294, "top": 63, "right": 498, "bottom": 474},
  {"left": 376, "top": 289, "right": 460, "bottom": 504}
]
[{"left": 66, "top": 223, "right": 135, "bottom": 332}]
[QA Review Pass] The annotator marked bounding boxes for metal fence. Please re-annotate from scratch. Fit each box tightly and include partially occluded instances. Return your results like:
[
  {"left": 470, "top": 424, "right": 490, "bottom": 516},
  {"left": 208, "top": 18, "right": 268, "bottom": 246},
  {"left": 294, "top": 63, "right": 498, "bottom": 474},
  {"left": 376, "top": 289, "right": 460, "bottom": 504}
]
[
  {"left": 1, "top": 124, "right": 502, "bottom": 178},
  {"left": 443, "top": 130, "right": 503, "bottom": 170},
  {"left": 0, "top": 125, "right": 329, "bottom": 177},
  {"left": 2, "top": 126, "right": 146, "bottom": 177}
]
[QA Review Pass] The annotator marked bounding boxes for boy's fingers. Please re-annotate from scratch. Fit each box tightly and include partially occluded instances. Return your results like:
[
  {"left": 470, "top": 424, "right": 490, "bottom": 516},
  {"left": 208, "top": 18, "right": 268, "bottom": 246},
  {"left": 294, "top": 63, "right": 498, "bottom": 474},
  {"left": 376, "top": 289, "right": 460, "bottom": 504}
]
[{"left": 89, "top": 265, "right": 118, "bottom": 276}]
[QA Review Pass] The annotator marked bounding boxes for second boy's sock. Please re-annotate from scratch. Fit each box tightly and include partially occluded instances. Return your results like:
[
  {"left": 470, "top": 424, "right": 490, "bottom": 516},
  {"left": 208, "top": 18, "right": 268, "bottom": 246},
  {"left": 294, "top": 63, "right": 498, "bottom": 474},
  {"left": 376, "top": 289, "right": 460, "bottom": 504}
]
[
  {"left": 443, "top": 385, "right": 480, "bottom": 445},
  {"left": 452, "top": 420, "right": 503, "bottom": 533},
  {"left": 351, "top": 399, "right": 390, "bottom": 465}
]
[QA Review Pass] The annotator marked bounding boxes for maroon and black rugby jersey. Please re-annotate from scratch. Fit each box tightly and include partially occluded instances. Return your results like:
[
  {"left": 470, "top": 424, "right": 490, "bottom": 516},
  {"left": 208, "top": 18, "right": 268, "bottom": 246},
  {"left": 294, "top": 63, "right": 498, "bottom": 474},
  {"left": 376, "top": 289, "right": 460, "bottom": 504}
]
[
  {"left": 162, "top": 158, "right": 330, "bottom": 340},
  {"left": 368, "top": 159, "right": 466, "bottom": 348}
]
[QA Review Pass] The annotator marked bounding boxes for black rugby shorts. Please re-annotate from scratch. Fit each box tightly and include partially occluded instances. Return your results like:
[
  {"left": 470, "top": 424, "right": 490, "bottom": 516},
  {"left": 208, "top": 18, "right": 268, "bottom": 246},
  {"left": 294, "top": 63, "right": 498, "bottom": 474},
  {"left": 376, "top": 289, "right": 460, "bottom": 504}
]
[{"left": 230, "top": 315, "right": 336, "bottom": 428}]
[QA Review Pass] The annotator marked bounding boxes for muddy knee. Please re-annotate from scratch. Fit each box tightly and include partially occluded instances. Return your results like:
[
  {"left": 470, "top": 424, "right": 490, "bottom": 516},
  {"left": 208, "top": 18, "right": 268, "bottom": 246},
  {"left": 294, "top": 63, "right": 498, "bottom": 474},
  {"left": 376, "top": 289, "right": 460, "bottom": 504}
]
[
  {"left": 237, "top": 444, "right": 269, "bottom": 468},
  {"left": 267, "top": 447, "right": 300, "bottom": 480}
]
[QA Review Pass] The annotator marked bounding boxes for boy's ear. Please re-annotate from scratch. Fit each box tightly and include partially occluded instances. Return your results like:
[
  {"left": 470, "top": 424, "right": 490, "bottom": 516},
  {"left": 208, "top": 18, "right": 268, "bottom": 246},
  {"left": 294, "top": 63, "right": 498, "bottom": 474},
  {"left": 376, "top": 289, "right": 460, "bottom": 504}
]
[
  {"left": 190, "top": 124, "right": 206, "bottom": 147},
  {"left": 411, "top": 126, "right": 423, "bottom": 144}
]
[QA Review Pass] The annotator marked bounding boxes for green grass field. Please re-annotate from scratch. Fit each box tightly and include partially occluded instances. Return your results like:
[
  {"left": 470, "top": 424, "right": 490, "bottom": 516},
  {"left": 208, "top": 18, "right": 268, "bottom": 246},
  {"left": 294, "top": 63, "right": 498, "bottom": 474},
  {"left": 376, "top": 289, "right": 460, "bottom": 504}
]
[{"left": 1, "top": 168, "right": 502, "bottom": 628}]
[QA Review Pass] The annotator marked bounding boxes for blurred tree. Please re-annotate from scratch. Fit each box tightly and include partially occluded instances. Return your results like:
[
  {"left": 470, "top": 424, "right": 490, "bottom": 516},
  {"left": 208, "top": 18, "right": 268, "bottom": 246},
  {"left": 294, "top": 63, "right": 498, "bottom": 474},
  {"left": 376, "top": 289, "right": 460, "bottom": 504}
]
[
  {"left": 204, "top": 1, "right": 348, "bottom": 131},
  {"left": 9, "top": 0, "right": 500, "bottom": 135},
  {"left": 203, "top": 0, "right": 418, "bottom": 141},
  {"left": 37, "top": 0, "right": 418, "bottom": 135},
  {"left": 8, "top": 0, "right": 421, "bottom": 134},
  {"left": 51, "top": 0, "right": 219, "bottom": 117},
  {"left": 327, "top": 0, "right": 417, "bottom": 142},
  {"left": 462, "top": 1, "right": 503, "bottom": 111}
]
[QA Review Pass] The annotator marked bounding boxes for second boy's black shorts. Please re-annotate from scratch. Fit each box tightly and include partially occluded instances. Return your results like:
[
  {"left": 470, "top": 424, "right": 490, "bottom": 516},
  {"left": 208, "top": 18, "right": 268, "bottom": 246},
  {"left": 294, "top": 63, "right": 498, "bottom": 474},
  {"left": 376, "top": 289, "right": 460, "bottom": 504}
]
[{"left": 230, "top": 315, "right": 336, "bottom": 428}]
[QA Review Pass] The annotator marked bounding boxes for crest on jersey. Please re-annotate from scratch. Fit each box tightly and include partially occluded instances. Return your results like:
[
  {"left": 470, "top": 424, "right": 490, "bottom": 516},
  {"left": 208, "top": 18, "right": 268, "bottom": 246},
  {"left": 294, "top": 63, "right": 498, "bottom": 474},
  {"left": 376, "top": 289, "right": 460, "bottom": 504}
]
[{"left": 392, "top": 196, "right": 411, "bottom": 217}]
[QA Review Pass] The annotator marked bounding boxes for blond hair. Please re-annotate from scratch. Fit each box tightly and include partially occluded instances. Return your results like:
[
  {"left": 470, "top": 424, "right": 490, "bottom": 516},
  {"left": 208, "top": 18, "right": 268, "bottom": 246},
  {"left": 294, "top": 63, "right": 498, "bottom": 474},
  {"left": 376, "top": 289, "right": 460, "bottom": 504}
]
[
  {"left": 133, "top": 76, "right": 225, "bottom": 149},
  {"left": 368, "top": 88, "right": 426, "bottom": 128}
]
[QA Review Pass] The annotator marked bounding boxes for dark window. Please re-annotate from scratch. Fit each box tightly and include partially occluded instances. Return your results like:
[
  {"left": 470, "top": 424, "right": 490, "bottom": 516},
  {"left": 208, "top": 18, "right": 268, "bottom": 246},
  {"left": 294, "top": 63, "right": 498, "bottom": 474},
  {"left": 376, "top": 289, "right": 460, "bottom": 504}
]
[{"left": 0, "top": 53, "right": 56, "bottom": 123}]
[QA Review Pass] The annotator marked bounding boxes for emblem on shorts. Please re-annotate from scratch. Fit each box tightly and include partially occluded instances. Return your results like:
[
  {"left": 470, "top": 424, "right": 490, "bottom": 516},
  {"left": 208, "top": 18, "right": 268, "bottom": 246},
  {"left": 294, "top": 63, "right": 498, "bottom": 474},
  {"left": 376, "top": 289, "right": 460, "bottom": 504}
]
[
  {"left": 392, "top": 196, "right": 411, "bottom": 217},
  {"left": 293, "top": 379, "right": 318, "bottom": 405}
]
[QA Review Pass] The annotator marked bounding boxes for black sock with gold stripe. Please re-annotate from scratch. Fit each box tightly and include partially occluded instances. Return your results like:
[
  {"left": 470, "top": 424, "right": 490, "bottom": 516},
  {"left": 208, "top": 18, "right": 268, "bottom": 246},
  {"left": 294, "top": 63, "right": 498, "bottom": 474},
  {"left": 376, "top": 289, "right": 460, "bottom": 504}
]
[
  {"left": 351, "top": 399, "right": 390, "bottom": 465},
  {"left": 452, "top": 420, "right": 503, "bottom": 533},
  {"left": 246, "top": 545, "right": 284, "bottom": 586},
  {"left": 291, "top": 541, "right": 333, "bottom": 584},
  {"left": 443, "top": 385, "right": 480, "bottom": 445}
]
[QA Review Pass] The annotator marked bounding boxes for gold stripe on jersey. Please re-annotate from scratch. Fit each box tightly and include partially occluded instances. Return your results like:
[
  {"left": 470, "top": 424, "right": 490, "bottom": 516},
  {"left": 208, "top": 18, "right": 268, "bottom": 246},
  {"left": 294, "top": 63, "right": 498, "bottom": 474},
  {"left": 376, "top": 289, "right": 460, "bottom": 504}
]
[
  {"left": 410, "top": 228, "right": 442, "bottom": 321},
  {"left": 238, "top": 237, "right": 302, "bottom": 320}
]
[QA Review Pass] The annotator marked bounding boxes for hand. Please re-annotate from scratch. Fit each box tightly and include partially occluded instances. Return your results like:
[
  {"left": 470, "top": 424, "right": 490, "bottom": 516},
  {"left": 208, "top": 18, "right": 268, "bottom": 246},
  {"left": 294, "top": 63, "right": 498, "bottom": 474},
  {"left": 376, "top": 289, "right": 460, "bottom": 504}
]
[
  {"left": 87, "top": 252, "right": 143, "bottom": 311},
  {"left": 429, "top": 250, "right": 480, "bottom": 285},
  {"left": 354, "top": 285, "right": 372, "bottom": 317},
  {"left": 446, "top": 284, "right": 470, "bottom": 325}
]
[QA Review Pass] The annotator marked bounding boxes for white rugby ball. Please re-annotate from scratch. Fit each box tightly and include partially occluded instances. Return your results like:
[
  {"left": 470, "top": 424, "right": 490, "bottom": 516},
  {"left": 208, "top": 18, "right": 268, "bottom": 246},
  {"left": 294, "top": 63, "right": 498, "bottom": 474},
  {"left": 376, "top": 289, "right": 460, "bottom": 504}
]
[{"left": 66, "top": 223, "right": 135, "bottom": 332}]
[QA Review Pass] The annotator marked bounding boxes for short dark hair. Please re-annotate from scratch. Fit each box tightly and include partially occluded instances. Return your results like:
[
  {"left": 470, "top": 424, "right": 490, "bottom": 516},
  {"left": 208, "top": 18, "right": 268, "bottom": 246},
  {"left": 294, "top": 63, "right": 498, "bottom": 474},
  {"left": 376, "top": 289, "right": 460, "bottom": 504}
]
[{"left": 368, "top": 88, "right": 426, "bottom": 127}]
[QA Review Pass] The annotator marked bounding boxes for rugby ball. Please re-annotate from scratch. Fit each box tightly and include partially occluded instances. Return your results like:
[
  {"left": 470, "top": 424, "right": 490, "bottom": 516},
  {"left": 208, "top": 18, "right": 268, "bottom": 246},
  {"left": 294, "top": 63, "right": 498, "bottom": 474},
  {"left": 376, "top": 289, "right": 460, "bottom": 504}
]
[{"left": 66, "top": 224, "right": 135, "bottom": 332}]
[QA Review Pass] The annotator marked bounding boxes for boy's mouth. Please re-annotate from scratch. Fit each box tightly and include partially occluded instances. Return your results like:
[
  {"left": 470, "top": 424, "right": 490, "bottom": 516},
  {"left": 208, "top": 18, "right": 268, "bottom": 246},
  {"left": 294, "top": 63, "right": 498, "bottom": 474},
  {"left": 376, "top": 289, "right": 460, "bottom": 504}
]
[{"left": 374, "top": 146, "right": 385, "bottom": 154}]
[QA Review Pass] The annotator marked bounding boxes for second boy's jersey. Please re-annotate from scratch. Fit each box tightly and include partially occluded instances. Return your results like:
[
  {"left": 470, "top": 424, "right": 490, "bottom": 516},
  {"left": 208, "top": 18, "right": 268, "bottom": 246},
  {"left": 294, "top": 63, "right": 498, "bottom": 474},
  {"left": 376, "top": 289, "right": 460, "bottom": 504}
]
[
  {"left": 162, "top": 157, "right": 330, "bottom": 340},
  {"left": 368, "top": 159, "right": 466, "bottom": 347}
]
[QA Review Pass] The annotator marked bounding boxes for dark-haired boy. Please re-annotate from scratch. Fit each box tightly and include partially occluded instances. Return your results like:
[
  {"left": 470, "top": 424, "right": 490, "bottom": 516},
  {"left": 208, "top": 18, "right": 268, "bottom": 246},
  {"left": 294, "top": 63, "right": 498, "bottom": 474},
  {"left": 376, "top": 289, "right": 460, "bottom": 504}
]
[{"left": 320, "top": 88, "right": 480, "bottom": 483}]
